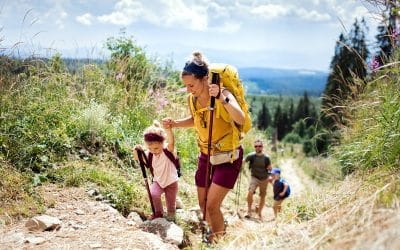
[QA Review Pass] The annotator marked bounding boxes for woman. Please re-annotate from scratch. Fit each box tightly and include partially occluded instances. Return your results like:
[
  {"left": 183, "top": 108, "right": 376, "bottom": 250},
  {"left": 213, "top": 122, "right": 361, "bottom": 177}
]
[{"left": 162, "top": 51, "right": 245, "bottom": 242}]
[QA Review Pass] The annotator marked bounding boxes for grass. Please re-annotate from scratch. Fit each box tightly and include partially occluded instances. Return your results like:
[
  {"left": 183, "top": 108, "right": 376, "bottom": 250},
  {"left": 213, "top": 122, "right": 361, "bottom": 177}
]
[
  {"left": 0, "top": 161, "right": 45, "bottom": 225},
  {"left": 48, "top": 159, "right": 153, "bottom": 217},
  {"left": 217, "top": 167, "right": 400, "bottom": 250},
  {"left": 298, "top": 156, "right": 342, "bottom": 185}
]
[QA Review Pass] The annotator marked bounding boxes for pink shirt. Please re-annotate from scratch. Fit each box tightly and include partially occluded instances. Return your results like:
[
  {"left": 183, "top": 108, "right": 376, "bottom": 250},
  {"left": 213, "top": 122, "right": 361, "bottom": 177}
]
[{"left": 150, "top": 150, "right": 179, "bottom": 188}]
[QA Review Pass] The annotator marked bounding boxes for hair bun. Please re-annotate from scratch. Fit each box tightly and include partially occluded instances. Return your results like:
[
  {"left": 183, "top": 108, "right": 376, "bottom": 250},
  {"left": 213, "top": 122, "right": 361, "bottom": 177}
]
[
  {"left": 192, "top": 51, "right": 202, "bottom": 61},
  {"left": 153, "top": 120, "right": 161, "bottom": 128}
]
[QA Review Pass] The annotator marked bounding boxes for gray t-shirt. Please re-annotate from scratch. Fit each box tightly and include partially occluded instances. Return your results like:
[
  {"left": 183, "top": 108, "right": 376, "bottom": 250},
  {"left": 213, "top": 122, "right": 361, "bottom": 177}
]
[{"left": 245, "top": 153, "right": 271, "bottom": 180}]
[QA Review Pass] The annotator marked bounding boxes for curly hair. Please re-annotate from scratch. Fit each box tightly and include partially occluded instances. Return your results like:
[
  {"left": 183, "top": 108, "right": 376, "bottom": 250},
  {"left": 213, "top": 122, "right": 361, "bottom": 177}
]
[{"left": 143, "top": 120, "right": 166, "bottom": 143}]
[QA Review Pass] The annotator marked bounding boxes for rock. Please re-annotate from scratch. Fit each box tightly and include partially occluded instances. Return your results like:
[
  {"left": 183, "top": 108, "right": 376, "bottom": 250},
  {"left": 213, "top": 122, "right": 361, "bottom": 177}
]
[
  {"left": 95, "top": 194, "right": 104, "bottom": 201},
  {"left": 176, "top": 196, "right": 184, "bottom": 209},
  {"left": 25, "top": 215, "right": 61, "bottom": 232},
  {"left": 128, "top": 230, "right": 178, "bottom": 249},
  {"left": 87, "top": 189, "right": 98, "bottom": 196},
  {"left": 176, "top": 210, "right": 199, "bottom": 225},
  {"left": 139, "top": 218, "right": 184, "bottom": 246},
  {"left": 127, "top": 212, "right": 143, "bottom": 224},
  {"left": 1, "top": 232, "right": 25, "bottom": 244},
  {"left": 89, "top": 243, "right": 102, "bottom": 248},
  {"left": 24, "top": 236, "right": 46, "bottom": 245},
  {"left": 75, "top": 209, "right": 85, "bottom": 215}
]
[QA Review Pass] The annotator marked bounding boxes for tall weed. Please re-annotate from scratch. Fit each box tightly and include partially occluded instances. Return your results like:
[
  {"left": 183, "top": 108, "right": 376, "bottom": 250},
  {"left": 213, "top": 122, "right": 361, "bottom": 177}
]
[{"left": 335, "top": 54, "right": 400, "bottom": 174}]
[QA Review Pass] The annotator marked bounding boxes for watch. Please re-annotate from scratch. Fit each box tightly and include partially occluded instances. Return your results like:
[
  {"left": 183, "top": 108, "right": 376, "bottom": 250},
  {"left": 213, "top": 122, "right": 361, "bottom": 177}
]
[{"left": 221, "top": 96, "right": 230, "bottom": 105}]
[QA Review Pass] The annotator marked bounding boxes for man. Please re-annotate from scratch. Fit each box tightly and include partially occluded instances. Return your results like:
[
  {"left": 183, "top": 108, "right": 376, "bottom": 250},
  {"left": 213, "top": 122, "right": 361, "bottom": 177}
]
[{"left": 244, "top": 139, "right": 272, "bottom": 219}]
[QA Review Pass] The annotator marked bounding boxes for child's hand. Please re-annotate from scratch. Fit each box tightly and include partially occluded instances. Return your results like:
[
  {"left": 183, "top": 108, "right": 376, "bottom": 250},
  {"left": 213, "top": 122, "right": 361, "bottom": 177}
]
[
  {"left": 132, "top": 145, "right": 143, "bottom": 161},
  {"left": 162, "top": 118, "right": 174, "bottom": 129}
]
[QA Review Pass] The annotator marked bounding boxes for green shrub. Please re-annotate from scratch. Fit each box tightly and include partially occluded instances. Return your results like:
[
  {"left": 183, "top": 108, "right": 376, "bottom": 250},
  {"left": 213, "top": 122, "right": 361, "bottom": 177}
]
[
  {"left": 283, "top": 132, "right": 303, "bottom": 144},
  {"left": 335, "top": 57, "right": 400, "bottom": 174}
]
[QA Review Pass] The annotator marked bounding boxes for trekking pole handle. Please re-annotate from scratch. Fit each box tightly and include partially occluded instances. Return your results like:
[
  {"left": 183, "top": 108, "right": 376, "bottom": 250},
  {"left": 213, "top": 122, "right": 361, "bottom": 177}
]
[
  {"left": 210, "top": 72, "right": 220, "bottom": 109},
  {"left": 136, "top": 149, "right": 148, "bottom": 178}
]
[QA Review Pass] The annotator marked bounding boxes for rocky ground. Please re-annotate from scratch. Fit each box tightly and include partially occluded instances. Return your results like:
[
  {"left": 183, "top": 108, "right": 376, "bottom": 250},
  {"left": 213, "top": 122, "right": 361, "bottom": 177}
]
[
  {"left": 0, "top": 185, "right": 183, "bottom": 250},
  {"left": 1, "top": 158, "right": 311, "bottom": 250}
]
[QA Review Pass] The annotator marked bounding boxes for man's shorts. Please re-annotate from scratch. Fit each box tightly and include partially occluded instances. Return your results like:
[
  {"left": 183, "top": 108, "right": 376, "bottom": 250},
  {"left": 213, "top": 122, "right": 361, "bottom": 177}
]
[
  {"left": 195, "top": 146, "right": 243, "bottom": 189},
  {"left": 248, "top": 176, "right": 269, "bottom": 194}
]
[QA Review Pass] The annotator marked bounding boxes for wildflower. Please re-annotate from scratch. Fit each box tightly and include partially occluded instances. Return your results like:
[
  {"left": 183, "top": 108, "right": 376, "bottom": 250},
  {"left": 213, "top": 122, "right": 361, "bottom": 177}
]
[
  {"left": 370, "top": 56, "right": 380, "bottom": 72},
  {"left": 157, "top": 97, "right": 169, "bottom": 111},
  {"left": 390, "top": 27, "right": 399, "bottom": 39},
  {"left": 115, "top": 72, "right": 123, "bottom": 81}
]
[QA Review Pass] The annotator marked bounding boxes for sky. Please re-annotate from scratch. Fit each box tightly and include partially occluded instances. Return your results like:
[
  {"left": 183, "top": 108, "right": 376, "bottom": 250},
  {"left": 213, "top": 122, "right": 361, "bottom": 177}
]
[{"left": 0, "top": 0, "right": 383, "bottom": 71}]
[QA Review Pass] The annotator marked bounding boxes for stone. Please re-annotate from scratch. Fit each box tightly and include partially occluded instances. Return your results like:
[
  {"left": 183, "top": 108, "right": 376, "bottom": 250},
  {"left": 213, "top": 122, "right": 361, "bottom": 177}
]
[
  {"left": 127, "top": 212, "right": 143, "bottom": 224},
  {"left": 24, "top": 236, "right": 46, "bottom": 245},
  {"left": 139, "top": 218, "right": 183, "bottom": 246},
  {"left": 175, "top": 196, "right": 184, "bottom": 209},
  {"left": 25, "top": 215, "right": 61, "bottom": 232}
]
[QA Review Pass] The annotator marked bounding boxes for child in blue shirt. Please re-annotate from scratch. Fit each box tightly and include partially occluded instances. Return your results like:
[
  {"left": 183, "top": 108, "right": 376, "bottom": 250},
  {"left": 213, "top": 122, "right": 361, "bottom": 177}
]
[{"left": 270, "top": 168, "right": 290, "bottom": 219}]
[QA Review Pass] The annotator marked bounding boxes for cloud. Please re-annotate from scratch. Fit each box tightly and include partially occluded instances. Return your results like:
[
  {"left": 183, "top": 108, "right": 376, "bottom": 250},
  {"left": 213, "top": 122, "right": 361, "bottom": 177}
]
[
  {"left": 76, "top": 13, "right": 94, "bottom": 26},
  {"left": 250, "top": 4, "right": 290, "bottom": 20},
  {"left": 249, "top": 3, "right": 330, "bottom": 22},
  {"left": 55, "top": 11, "right": 68, "bottom": 29},
  {"left": 97, "top": 0, "right": 144, "bottom": 25},
  {"left": 159, "top": 0, "right": 208, "bottom": 31},
  {"left": 211, "top": 21, "right": 241, "bottom": 33},
  {"left": 295, "top": 8, "right": 331, "bottom": 21}
]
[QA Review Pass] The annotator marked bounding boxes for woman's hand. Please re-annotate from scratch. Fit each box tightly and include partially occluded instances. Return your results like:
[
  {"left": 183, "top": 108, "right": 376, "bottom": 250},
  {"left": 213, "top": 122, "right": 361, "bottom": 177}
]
[
  {"left": 162, "top": 117, "right": 174, "bottom": 129},
  {"left": 209, "top": 83, "right": 220, "bottom": 98}
]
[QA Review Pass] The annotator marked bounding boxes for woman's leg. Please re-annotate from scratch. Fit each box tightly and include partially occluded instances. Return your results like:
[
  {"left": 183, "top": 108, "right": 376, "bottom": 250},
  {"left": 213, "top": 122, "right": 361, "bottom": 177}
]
[
  {"left": 206, "top": 183, "right": 230, "bottom": 240},
  {"left": 164, "top": 181, "right": 178, "bottom": 217},
  {"left": 150, "top": 181, "right": 164, "bottom": 217},
  {"left": 197, "top": 186, "right": 212, "bottom": 224}
]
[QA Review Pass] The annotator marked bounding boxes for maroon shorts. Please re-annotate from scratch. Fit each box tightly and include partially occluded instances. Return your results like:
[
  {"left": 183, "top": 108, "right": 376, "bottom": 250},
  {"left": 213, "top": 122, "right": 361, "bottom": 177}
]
[{"left": 195, "top": 146, "right": 243, "bottom": 189}]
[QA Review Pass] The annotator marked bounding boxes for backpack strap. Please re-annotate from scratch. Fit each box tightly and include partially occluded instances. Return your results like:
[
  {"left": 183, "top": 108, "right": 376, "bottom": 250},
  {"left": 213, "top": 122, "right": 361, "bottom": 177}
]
[
  {"left": 148, "top": 149, "right": 182, "bottom": 178},
  {"left": 163, "top": 148, "right": 181, "bottom": 177}
]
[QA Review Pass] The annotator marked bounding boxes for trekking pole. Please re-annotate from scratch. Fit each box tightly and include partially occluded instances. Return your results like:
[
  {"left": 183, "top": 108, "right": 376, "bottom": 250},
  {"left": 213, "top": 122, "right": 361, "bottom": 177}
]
[
  {"left": 136, "top": 149, "right": 155, "bottom": 216},
  {"left": 235, "top": 167, "right": 242, "bottom": 219},
  {"left": 202, "top": 72, "right": 220, "bottom": 240}
]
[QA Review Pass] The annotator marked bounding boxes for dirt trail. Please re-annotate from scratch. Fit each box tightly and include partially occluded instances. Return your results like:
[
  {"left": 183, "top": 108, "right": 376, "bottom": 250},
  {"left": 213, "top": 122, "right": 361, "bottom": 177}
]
[
  {"left": 0, "top": 185, "right": 177, "bottom": 250},
  {"left": 220, "top": 157, "right": 317, "bottom": 249},
  {"left": 278, "top": 158, "right": 317, "bottom": 196},
  {"left": 0, "top": 158, "right": 313, "bottom": 249}
]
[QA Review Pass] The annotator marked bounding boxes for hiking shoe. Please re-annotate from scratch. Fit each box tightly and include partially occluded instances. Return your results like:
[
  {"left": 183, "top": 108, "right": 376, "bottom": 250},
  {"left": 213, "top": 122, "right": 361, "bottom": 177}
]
[
  {"left": 148, "top": 213, "right": 163, "bottom": 220},
  {"left": 202, "top": 228, "right": 213, "bottom": 244},
  {"left": 166, "top": 215, "right": 176, "bottom": 222}
]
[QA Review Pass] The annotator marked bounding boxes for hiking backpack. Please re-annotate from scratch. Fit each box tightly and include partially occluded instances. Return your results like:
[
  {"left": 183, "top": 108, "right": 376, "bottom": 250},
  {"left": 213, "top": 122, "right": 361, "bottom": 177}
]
[
  {"left": 188, "top": 63, "right": 252, "bottom": 156},
  {"left": 209, "top": 63, "right": 252, "bottom": 135},
  {"left": 148, "top": 148, "right": 182, "bottom": 177}
]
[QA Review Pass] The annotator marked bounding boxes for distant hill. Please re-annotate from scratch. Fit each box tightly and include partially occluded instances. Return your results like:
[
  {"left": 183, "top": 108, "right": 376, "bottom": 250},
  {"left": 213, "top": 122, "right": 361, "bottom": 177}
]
[{"left": 239, "top": 67, "right": 328, "bottom": 96}]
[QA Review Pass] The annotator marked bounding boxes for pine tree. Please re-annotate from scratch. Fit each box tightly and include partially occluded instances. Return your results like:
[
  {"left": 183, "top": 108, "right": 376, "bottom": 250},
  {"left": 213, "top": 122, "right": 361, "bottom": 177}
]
[
  {"left": 375, "top": 0, "right": 400, "bottom": 65},
  {"left": 288, "top": 98, "right": 295, "bottom": 126},
  {"left": 256, "top": 100, "right": 271, "bottom": 130},
  {"left": 322, "top": 18, "right": 369, "bottom": 129},
  {"left": 294, "top": 91, "right": 310, "bottom": 124},
  {"left": 273, "top": 104, "right": 288, "bottom": 140}
]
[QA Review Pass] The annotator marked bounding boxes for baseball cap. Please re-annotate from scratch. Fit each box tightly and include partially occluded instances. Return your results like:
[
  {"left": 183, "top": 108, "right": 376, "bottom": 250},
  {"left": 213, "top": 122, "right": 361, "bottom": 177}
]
[{"left": 271, "top": 168, "right": 281, "bottom": 175}]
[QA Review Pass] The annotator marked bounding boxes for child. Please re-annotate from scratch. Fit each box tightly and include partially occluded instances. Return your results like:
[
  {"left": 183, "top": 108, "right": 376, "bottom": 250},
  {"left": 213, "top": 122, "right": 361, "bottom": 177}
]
[
  {"left": 270, "top": 168, "right": 290, "bottom": 219},
  {"left": 133, "top": 120, "right": 179, "bottom": 220}
]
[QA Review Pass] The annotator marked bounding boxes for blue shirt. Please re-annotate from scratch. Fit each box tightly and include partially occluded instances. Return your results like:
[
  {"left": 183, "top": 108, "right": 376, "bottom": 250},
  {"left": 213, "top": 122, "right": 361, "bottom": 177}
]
[{"left": 273, "top": 178, "right": 291, "bottom": 200}]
